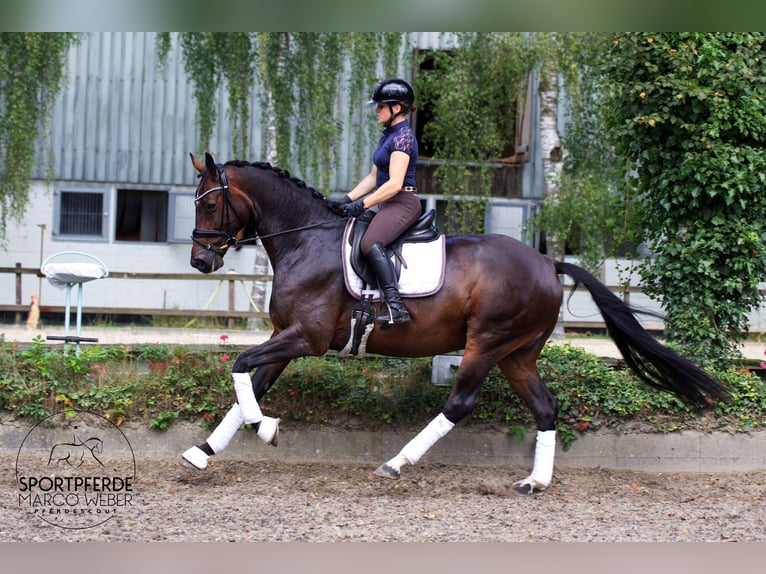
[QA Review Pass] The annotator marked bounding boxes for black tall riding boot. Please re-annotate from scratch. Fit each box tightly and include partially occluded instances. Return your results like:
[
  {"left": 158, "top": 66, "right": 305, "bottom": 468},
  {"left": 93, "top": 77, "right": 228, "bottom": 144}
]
[{"left": 365, "top": 243, "right": 411, "bottom": 325}]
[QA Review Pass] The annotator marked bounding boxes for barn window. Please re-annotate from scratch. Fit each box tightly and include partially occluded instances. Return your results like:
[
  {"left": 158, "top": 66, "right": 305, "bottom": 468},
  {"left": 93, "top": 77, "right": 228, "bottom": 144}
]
[
  {"left": 53, "top": 188, "right": 108, "bottom": 241},
  {"left": 115, "top": 189, "right": 168, "bottom": 242},
  {"left": 167, "top": 189, "right": 196, "bottom": 243},
  {"left": 412, "top": 50, "right": 532, "bottom": 199}
]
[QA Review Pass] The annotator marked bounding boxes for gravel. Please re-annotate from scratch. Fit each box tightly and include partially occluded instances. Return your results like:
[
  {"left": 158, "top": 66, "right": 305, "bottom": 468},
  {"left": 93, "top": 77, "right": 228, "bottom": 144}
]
[{"left": 3, "top": 455, "right": 764, "bottom": 542}]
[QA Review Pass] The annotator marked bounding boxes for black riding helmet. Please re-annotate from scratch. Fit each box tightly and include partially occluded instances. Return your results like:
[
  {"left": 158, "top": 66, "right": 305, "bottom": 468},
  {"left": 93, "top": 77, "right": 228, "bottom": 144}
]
[
  {"left": 367, "top": 78, "right": 415, "bottom": 106},
  {"left": 367, "top": 78, "right": 415, "bottom": 127}
]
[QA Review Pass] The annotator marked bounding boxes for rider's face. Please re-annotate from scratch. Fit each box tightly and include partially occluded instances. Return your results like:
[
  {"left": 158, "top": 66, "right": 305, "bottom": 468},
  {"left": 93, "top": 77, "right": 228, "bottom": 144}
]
[{"left": 375, "top": 102, "right": 401, "bottom": 124}]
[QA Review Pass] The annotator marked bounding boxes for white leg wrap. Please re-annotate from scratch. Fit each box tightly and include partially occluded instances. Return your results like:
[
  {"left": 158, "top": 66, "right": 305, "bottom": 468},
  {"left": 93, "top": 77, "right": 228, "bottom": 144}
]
[
  {"left": 399, "top": 413, "right": 455, "bottom": 466},
  {"left": 232, "top": 372, "right": 263, "bottom": 424},
  {"left": 206, "top": 403, "right": 244, "bottom": 454},
  {"left": 528, "top": 430, "right": 556, "bottom": 487}
]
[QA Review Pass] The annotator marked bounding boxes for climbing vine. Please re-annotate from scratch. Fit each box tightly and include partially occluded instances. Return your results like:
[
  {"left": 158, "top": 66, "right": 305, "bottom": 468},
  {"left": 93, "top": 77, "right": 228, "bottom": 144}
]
[
  {"left": 414, "top": 33, "right": 543, "bottom": 234},
  {"left": 597, "top": 32, "right": 766, "bottom": 366},
  {"left": 0, "top": 32, "right": 80, "bottom": 243},
  {"left": 157, "top": 32, "right": 407, "bottom": 191}
]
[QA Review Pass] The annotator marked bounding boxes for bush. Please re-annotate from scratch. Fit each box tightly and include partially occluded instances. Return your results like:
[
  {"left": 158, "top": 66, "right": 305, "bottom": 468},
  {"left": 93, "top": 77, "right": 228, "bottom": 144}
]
[{"left": 1, "top": 338, "right": 764, "bottom": 448}]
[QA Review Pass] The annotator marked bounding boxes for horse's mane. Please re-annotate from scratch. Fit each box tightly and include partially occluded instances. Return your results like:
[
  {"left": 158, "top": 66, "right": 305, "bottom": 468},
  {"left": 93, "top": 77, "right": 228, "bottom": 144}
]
[{"left": 224, "top": 160, "right": 327, "bottom": 203}]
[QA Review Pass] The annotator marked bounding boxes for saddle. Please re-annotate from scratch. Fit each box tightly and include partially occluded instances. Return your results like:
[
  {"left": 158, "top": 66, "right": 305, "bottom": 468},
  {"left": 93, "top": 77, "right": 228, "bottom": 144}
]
[
  {"left": 347, "top": 208, "right": 440, "bottom": 287},
  {"left": 339, "top": 209, "right": 444, "bottom": 359}
]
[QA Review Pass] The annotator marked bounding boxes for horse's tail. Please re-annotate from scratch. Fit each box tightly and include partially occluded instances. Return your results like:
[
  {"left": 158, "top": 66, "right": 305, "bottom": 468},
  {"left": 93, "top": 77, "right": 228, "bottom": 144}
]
[{"left": 554, "top": 261, "right": 730, "bottom": 407}]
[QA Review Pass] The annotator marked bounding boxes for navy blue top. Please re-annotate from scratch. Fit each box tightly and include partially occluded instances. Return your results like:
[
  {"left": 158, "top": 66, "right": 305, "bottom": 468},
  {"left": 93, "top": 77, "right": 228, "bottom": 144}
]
[{"left": 372, "top": 120, "right": 418, "bottom": 189}]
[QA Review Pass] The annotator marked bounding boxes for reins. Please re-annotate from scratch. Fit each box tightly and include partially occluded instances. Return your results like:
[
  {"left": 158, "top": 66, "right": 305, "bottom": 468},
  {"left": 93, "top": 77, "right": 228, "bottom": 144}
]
[
  {"left": 191, "top": 163, "right": 343, "bottom": 255},
  {"left": 241, "top": 219, "right": 345, "bottom": 242}
]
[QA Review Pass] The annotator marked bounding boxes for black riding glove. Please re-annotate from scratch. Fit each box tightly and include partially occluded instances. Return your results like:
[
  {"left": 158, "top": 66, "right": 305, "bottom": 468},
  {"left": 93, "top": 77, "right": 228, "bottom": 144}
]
[
  {"left": 325, "top": 194, "right": 351, "bottom": 215},
  {"left": 343, "top": 199, "right": 366, "bottom": 218}
]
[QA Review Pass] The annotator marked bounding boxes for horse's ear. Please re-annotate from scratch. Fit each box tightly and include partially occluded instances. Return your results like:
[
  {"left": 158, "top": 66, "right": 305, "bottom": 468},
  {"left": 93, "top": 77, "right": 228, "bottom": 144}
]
[
  {"left": 204, "top": 152, "right": 218, "bottom": 175},
  {"left": 190, "top": 153, "right": 205, "bottom": 173}
]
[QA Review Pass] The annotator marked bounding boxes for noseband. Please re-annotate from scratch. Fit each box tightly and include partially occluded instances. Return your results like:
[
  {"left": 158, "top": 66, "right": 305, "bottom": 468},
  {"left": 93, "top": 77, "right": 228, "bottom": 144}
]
[{"left": 191, "top": 164, "right": 255, "bottom": 257}]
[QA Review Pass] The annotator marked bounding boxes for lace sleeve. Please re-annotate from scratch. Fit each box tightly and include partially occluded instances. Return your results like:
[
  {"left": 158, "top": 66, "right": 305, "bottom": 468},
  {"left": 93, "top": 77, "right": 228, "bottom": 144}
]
[{"left": 391, "top": 130, "right": 416, "bottom": 156}]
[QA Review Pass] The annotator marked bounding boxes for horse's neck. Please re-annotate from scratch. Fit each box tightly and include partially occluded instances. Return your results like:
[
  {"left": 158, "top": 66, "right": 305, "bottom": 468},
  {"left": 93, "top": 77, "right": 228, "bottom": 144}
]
[
  {"left": 246, "top": 170, "right": 317, "bottom": 232},
  {"left": 244, "top": 170, "right": 340, "bottom": 268}
]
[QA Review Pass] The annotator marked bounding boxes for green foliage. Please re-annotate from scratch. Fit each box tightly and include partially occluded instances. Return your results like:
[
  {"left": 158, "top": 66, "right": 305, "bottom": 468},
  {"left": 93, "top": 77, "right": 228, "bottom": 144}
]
[
  {"left": 267, "top": 357, "right": 446, "bottom": 427},
  {"left": 150, "top": 410, "right": 179, "bottom": 431},
  {"left": 0, "top": 33, "right": 80, "bottom": 242},
  {"left": 2, "top": 340, "right": 763, "bottom": 449},
  {"left": 531, "top": 33, "right": 646, "bottom": 273},
  {"left": 157, "top": 32, "right": 407, "bottom": 191},
  {"left": 0, "top": 339, "right": 233, "bottom": 427},
  {"left": 713, "top": 368, "right": 766, "bottom": 431},
  {"left": 597, "top": 33, "right": 766, "bottom": 367},
  {"left": 415, "top": 33, "right": 543, "bottom": 234}
]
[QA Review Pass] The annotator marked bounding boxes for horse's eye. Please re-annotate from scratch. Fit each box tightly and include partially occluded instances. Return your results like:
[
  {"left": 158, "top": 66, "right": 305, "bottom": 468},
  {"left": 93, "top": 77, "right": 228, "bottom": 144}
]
[{"left": 203, "top": 202, "right": 217, "bottom": 213}]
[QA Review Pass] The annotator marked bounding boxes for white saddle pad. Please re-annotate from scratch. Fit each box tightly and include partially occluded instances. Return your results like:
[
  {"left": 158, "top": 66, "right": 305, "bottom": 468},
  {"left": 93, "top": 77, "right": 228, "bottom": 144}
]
[{"left": 342, "top": 220, "right": 446, "bottom": 301}]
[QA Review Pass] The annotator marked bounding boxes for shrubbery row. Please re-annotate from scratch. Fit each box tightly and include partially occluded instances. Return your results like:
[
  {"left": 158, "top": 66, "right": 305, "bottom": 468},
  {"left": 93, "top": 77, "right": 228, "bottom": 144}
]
[{"left": 1, "top": 336, "right": 764, "bottom": 449}]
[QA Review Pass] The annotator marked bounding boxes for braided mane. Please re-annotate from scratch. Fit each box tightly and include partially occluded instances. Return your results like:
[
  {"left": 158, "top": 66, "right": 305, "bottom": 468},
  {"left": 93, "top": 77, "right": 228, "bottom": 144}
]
[{"left": 224, "top": 160, "right": 327, "bottom": 202}]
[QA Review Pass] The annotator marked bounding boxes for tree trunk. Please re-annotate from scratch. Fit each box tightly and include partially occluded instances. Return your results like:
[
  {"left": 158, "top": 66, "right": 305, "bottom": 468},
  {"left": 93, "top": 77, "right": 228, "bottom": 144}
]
[
  {"left": 247, "top": 34, "right": 287, "bottom": 332},
  {"left": 538, "top": 64, "right": 567, "bottom": 337}
]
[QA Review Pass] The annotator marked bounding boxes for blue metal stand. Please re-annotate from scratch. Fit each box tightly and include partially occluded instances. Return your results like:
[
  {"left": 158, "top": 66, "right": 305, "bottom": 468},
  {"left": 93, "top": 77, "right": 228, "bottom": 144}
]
[{"left": 41, "top": 251, "right": 109, "bottom": 355}]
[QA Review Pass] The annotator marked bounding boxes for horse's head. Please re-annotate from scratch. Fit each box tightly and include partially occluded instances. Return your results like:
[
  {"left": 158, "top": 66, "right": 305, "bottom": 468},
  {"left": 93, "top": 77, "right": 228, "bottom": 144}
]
[
  {"left": 190, "top": 152, "right": 255, "bottom": 273},
  {"left": 88, "top": 438, "right": 103, "bottom": 454}
]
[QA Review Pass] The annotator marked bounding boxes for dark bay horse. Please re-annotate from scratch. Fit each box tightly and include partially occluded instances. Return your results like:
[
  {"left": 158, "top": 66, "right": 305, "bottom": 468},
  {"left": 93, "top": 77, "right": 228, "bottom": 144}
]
[{"left": 182, "top": 152, "right": 729, "bottom": 495}]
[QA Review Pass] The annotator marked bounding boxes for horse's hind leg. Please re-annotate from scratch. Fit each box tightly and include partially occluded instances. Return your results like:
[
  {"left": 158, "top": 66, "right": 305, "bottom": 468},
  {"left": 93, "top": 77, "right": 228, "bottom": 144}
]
[
  {"left": 496, "top": 353, "right": 559, "bottom": 495},
  {"left": 181, "top": 361, "right": 288, "bottom": 470},
  {"left": 374, "top": 352, "right": 494, "bottom": 479}
]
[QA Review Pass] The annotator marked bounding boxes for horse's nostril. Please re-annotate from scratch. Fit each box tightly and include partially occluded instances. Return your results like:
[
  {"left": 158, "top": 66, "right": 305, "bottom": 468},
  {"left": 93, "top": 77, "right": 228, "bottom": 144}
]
[{"left": 190, "top": 257, "right": 209, "bottom": 272}]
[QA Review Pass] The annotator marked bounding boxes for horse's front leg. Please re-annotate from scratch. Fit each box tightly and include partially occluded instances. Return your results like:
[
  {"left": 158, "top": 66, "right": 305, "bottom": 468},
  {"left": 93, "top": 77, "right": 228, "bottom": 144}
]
[
  {"left": 182, "top": 326, "right": 325, "bottom": 470},
  {"left": 231, "top": 324, "right": 326, "bottom": 426},
  {"left": 181, "top": 361, "right": 288, "bottom": 470}
]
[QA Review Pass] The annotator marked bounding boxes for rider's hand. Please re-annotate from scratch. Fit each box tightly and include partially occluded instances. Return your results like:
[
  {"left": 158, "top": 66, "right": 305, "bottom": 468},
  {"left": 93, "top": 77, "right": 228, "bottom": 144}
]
[
  {"left": 343, "top": 199, "right": 366, "bottom": 218},
  {"left": 325, "top": 194, "right": 351, "bottom": 215}
]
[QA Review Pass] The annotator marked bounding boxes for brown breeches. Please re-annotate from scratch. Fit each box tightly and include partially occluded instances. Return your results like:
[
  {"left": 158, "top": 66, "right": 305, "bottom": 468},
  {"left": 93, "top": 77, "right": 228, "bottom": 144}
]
[{"left": 360, "top": 190, "right": 422, "bottom": 255}]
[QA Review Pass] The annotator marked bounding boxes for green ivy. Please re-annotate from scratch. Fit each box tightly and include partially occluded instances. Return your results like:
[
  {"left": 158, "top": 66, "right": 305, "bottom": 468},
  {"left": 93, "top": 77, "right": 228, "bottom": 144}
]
[
  {"left": 597, "top": 33, "right": 766, "bottom": 367},
  {"left": 157, "top": 32, "right": 407, "bottom": 192},
  {"left": 0, "top": 33, "right": 80, "bottom": 242},
  {"left": 3, "top": 341, "right": 762, "bottom": 448}
]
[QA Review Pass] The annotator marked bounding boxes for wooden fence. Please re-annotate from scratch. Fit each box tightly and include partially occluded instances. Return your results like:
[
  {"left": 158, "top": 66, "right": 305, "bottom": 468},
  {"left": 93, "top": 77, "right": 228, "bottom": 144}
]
[
  {"left": 1, "top": 264, "right": 271, "bottom": 327},
  {"left": 2, "top": 263, "right": 764, "bottom": 333}
]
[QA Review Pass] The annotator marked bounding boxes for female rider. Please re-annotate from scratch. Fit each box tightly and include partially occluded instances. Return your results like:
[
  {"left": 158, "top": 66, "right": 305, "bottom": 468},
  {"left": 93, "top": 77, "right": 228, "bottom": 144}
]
[{"left": 328, "top": 78, "right": 421, "bottom": 325}]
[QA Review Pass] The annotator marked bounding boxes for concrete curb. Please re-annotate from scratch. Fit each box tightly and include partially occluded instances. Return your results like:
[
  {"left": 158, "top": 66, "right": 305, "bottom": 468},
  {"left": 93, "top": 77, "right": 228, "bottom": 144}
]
[{"left": 3, "top": 417, "right": 764, "bottom": 473}]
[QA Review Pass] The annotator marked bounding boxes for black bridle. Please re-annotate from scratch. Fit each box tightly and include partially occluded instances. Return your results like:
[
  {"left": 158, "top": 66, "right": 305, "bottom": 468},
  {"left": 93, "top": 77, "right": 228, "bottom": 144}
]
[
  {"left": 191, "top": 163, "right": 343, "bottom": 256},
  {"left": 191, "top": 163, "right": 253, "bottom": 256}
]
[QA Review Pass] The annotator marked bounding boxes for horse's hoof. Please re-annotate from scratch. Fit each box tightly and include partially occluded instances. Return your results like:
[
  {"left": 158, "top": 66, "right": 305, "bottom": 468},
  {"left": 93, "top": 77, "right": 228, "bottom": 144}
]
[
  {"left": 180, "top": 446, "right": 208, "bottom": 470},
  {"left": 512, "top": 480, "right": 545, "bottom": 496},
  {"left": 256, "top": 417, "right": 280, "bottom": 447},
  {"left": 373, "top": 463, "right": 400, "bottom": 479}
]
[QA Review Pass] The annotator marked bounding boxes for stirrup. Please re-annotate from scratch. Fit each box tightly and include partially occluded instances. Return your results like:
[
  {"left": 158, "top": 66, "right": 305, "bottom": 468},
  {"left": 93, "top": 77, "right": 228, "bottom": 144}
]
[{"left": 376, "top": 301, "right": 411, "bottom": 325}]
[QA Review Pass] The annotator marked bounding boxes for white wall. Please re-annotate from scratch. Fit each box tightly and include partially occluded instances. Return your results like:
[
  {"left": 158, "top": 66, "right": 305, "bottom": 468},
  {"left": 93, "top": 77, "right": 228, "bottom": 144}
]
[{"left": 1, "top": 182, "right": 262, "bottom": 314}]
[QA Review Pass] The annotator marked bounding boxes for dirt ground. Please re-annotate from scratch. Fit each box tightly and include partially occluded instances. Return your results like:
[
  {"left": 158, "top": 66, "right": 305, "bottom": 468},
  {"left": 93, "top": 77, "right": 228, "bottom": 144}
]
[{"left": 2, "top": 454, "right": 765, "bottom": 542}]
